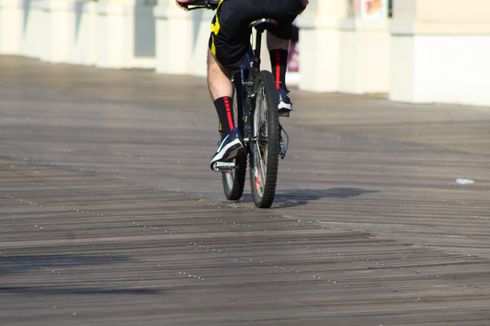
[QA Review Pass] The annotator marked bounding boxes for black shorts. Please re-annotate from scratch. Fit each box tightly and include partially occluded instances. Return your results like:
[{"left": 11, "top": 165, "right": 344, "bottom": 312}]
[{"left": 209, "top": 0, "right": 306, "bottom": 69}]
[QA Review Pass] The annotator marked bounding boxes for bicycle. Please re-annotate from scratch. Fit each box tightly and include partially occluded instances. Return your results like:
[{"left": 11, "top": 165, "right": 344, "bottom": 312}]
[{"left": 188, "top": 0, "right": 289, "bottom": 208}]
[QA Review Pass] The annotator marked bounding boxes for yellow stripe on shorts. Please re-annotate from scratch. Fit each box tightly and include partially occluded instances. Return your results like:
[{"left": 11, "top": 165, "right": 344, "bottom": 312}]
[
  {"left": 211, "top": 35, "right": 217, "bottom": 56},
  {"left": 210, "top": 0, "right": 224, "bottom": 56},
  {"left": 210, "top": 0, "right": 224, "bottom": 35}
]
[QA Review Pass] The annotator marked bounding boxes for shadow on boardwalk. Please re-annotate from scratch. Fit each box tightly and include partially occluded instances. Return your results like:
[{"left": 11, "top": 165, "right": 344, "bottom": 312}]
[
  {"left": 240, "top": 187, "right": 379, "bottom": 208},
  {"left": 0, "top": 254, "right": 129, "bottom": 276}
]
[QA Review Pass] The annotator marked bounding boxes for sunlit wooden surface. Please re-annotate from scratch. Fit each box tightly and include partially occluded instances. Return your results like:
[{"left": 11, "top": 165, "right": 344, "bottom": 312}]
[{"left": 1, "top": 56, "right": 489, "bottom": 325}]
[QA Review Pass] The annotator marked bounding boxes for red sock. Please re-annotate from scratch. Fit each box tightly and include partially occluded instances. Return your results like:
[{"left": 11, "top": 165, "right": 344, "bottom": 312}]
[{"left": 269, "top": 49, "right": 289, "bottom": 90}]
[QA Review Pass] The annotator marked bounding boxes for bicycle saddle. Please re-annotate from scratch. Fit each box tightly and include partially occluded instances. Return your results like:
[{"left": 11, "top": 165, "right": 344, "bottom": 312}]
[{"left": 248, "top": 18, "right": 279, "bottom": 30}]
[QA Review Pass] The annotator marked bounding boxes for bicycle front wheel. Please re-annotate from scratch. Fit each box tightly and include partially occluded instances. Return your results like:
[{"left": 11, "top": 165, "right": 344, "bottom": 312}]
[{"left": 249, "top": 71, "right": 280, "bottom": 208}]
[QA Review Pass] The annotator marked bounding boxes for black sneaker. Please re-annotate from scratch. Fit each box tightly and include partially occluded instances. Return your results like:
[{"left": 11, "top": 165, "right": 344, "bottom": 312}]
[
  {"left": 210, "top": 128, "right": 243, "bottom": 170},
  {"left": 277, "top": 88, "right": 293, "bottom": 116}
]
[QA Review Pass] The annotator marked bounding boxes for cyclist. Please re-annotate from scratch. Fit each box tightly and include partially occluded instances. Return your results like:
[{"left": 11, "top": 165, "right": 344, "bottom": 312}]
[{"left": 176, "top": 0, "right": 308, "bottom": 169}]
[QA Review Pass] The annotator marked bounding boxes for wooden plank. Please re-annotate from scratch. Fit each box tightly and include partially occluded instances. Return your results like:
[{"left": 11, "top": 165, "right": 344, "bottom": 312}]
[{"left": 0, "top": 56, "right": 489, "bottom": 325}]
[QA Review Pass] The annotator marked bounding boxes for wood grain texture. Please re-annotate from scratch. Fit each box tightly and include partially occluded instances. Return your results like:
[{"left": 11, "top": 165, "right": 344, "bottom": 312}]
[{"left": 0, "top": 56, "right": 489, "bottom": 325}]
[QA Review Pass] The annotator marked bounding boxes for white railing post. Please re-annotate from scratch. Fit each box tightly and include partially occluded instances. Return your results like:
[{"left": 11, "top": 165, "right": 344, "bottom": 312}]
[
  {"left": 390, "top": 0, "right": 490, "bottom": 106},
  {"left": 297, "top": 0, "right": 390, "bottom": 94},
  {"left": 0, "top": 0, "right": 23, "bottom": 54},
  {"left": 296, "top": 0, "right": 347, "bottom": 92},
  {"left": 96, "top": 0, "right": 156, "bottom": 69},
  {"left": 154, "top": 0, "right": 213, "bottom": 76}
]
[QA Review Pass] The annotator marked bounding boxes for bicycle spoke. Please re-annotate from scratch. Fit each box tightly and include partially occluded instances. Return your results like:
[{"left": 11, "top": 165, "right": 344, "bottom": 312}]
[
  {"left": 255, "top": 145, "right": 266, "bottom": 190},
  {"left": 253, "top": 85, "right": 270, "bottom": 196}
]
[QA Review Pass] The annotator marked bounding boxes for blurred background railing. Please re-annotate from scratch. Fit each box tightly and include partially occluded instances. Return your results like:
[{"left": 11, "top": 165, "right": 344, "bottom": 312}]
[{"left": 1, "top": 0, "right": 489, "bottom": 106}]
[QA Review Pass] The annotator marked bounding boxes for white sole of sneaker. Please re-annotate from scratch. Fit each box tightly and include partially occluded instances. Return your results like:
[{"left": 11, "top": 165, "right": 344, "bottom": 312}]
[{"left": 278, "top": 102, "right": 293, "bottom": 111}]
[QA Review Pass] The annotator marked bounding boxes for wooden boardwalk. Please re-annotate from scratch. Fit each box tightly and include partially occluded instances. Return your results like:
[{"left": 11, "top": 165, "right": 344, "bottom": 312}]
[{"left": 1, "top": 56, "right": 490, "bottom": 325}]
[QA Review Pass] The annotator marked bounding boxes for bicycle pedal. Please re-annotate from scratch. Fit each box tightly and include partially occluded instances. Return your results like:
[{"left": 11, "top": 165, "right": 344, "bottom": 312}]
[
  {"left": 212, "top": 161, "right": 236, "bottom": 172},
  {"left": 279, "top": 125, "right": 289, "bottom": 159},
  {"left": 279, "top": 144, "right": 287, "bottom": 159}
]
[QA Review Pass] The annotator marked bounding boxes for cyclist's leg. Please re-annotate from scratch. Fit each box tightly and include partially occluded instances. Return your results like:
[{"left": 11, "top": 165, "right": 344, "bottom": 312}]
[
  {"left": 208, "top": 48, "right": 244, "bottom": 169},
  {"left": 207, "top": 49, "right": 236, "bottom": 137},
  {"left": 208, "top": 0, "right": 265, "bottom": 139},
  {"left": 267, "top": 32, "right": 290, "bottom": 91},
  {"left": 208, "top": 0, "right": 253, "bottom": 135},
  {"left": 265, "top": 0, "right": 307, "bottom": 112},
  {"left": 207, "top": 49, "right": 232, "bottom": 101},
  {"left": 208, "top": 0, "right": 257, "bottom": 167},
  {"left": 267, "top": 27, "right": 294, "bottom": 112}
]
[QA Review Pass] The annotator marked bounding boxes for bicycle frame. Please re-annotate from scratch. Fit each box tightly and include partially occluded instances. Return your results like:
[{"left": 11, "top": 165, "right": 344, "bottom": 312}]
[
  {"left": 189, "top": 0, "right": 286, "bottom": 207},
  {"left": 187, "top": 1, "right": 278, "bottom": 152},
  {"left": 232, "top": 19, "right": 277, "bottom": 150}
]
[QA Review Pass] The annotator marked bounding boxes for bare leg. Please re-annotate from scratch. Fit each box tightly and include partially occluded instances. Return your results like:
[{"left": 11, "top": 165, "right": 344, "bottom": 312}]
[
  {"left": 207, "top": 49, "right": 233, "bottom": 100},
  {"left": 267, "top": 32, "right": 290, "bottom": 51},
  {"left": 208, "top": 35, "right": 288, "bottom": 99}
]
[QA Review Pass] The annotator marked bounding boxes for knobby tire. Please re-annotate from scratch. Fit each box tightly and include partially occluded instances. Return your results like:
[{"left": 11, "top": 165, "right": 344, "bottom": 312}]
[{"left": 249, "top": 71, "right": 280, "bottom": 208}]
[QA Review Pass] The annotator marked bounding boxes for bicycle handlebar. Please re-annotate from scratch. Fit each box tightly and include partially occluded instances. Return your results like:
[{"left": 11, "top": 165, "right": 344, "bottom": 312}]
[{"left": 184, "top": 0, "right": 220, "bottom": 11}]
